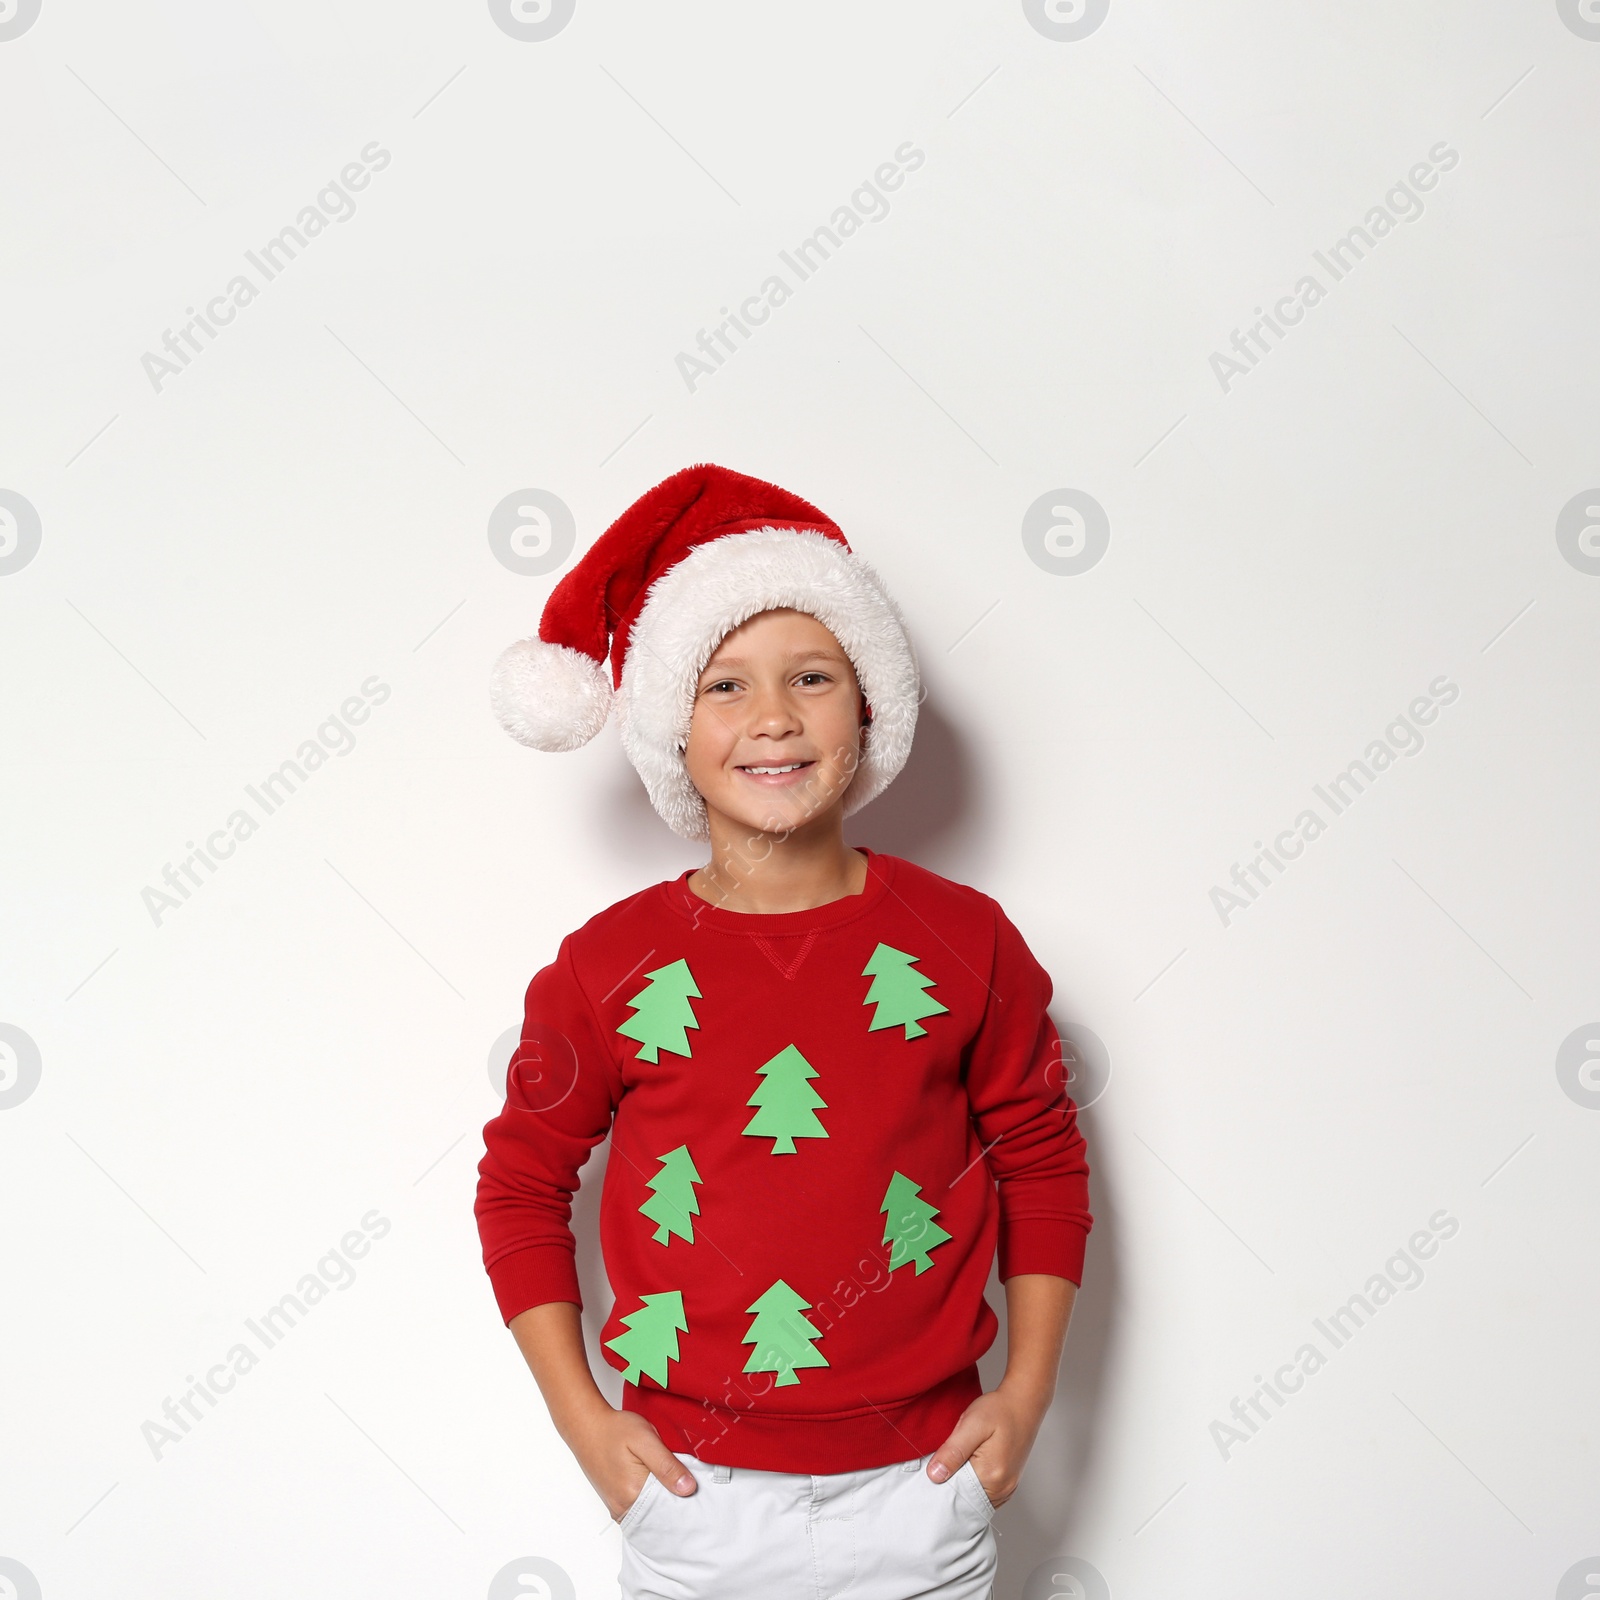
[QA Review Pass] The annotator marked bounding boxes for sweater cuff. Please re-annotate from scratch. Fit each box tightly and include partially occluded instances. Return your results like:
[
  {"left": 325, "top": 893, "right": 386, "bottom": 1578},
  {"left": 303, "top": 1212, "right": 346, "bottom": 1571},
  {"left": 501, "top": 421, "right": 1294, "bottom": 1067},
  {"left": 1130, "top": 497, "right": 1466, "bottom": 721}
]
[
  {"left": 486, "top": 1242, "right": 583, "bottom": 1323},
  {"left": 998, "top": 1215, "right": 1087, "bottom": 1286}
]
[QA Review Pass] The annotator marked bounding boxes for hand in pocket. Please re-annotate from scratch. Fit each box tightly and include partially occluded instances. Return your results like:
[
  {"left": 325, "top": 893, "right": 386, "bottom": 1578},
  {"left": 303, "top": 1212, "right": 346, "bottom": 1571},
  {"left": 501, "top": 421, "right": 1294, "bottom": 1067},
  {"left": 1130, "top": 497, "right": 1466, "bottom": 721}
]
[{"left": 571, "top": 1407, "right": 698, "bottom": 1522}]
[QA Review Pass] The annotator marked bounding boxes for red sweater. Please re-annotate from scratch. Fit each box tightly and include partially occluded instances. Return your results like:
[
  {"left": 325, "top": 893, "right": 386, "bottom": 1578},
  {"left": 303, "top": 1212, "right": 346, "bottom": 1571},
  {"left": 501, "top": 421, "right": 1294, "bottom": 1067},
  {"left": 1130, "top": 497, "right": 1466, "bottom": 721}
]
[{"left": 474, "top": 847, "right": 1092, "bottom": 1473}]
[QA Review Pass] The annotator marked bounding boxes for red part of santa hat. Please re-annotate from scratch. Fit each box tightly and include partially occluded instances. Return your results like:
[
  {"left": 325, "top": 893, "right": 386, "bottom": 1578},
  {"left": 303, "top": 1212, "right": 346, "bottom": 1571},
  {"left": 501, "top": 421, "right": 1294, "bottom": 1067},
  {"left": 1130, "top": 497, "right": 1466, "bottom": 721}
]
[{"left": 489, "top": 462, "right": 920, "bottom": 841}]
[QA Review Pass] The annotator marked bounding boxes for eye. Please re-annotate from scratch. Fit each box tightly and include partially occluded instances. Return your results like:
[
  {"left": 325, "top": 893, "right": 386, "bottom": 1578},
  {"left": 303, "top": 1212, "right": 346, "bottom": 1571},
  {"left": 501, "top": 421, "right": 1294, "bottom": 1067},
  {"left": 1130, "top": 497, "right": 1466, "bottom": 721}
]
[
  {"left": 701, "top": 679, "right": 740, "bottom": 695},
  {"left": 796, "top": 671, "right": 831, "bottom": 687}
]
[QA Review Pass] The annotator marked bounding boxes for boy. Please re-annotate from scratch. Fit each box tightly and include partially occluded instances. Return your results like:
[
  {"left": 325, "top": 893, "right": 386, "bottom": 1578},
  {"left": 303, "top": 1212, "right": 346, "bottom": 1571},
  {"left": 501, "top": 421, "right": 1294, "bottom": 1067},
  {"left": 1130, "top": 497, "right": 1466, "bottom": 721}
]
[{"left": 476, "top": 464, "right": 1092, "bottom": 1600}]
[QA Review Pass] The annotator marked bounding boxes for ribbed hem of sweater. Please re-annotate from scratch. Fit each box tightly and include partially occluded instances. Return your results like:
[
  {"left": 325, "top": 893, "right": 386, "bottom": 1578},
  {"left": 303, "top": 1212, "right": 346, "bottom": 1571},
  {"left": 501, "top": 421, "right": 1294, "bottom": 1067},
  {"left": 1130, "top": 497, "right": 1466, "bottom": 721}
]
[{"left": 625, "top": 1364, "right": 984, "bottom": 1474}]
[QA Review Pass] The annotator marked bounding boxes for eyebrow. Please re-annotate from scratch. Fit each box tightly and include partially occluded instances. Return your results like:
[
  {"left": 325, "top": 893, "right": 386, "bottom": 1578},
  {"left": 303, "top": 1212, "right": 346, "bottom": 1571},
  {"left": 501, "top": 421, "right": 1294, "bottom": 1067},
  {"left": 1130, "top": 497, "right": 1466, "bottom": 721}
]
[{"left": 702, "top": 648, "right": 845, "bottom": 671}]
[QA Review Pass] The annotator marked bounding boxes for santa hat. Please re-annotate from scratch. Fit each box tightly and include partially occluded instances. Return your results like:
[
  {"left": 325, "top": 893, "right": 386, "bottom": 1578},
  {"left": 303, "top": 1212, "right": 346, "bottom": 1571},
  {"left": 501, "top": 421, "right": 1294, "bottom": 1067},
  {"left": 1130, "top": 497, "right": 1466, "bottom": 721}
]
[{"left": 489, "top": 462, "right": 920, "bottom": 841}]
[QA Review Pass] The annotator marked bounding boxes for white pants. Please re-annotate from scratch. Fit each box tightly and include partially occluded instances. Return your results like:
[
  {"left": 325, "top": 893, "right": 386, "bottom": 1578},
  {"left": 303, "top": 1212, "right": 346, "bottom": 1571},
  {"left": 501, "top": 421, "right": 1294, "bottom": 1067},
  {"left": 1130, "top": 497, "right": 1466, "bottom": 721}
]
[{"left": 616, "top": 1450, "right": 998, "bottom": 1600}]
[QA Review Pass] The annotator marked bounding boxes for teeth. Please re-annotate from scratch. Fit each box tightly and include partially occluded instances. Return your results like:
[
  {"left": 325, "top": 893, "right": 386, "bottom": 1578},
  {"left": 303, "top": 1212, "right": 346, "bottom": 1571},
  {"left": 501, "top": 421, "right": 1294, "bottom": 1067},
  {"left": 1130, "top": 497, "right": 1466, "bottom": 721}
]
[{"left": 743, "top": 763, "right": 805, "bottom": 774}]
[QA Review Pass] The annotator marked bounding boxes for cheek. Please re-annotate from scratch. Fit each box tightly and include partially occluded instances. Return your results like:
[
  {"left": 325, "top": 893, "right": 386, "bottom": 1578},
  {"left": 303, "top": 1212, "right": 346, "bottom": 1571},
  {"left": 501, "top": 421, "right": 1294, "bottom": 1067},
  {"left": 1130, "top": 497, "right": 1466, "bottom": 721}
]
[
  {"left": 816, "top": 701, "right": 866, "bottom": 763},
  {"left": 684, "top": 708, "right": 734, "bottom": 773}
]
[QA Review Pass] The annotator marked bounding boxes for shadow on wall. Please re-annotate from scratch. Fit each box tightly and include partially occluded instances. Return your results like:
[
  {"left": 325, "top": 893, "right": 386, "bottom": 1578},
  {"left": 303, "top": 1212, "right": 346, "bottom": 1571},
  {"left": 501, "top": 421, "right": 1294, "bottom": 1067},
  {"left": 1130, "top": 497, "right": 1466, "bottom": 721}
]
[
  {"left": 977, "top": 1089, "right": 1119, "bottom": 1595},
  {"left": 846, "top": 697, "right": 981, "bottom": 870}
]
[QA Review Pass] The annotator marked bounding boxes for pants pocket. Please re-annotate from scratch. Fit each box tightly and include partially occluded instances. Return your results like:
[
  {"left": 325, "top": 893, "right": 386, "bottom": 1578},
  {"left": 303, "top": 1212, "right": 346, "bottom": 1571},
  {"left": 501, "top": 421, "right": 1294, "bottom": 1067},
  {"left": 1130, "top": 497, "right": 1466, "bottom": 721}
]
[
  {"left": 616, "top": 1472, "right": 662, "bottom": 1536},
  {"left": 955, "top": 1460, "right": 998, "bottom": 1522}
]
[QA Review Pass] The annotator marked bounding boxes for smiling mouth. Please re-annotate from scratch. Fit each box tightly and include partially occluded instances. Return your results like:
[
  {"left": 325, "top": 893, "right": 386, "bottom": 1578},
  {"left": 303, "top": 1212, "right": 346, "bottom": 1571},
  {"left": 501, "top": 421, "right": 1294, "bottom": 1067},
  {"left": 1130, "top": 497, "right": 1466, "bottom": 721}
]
[{"left": 737, "top": 761, "right": 815, "bottom": 776}]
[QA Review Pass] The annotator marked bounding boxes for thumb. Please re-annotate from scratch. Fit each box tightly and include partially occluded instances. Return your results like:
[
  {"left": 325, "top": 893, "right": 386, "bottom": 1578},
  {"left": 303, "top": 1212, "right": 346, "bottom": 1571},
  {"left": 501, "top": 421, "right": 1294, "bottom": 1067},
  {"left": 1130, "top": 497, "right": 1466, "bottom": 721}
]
[
  {"left": 927, "top": 1421, "right": 986, "bottom": 1483},
  {"left": 643, "top": 1445, "right": 698, "bottom": 1497}
]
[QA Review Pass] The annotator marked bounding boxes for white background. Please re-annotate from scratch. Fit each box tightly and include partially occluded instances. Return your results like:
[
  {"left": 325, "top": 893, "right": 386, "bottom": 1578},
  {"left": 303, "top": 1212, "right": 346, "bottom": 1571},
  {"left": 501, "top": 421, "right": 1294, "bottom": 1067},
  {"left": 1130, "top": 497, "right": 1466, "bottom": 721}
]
[{"left": 2, "top": 2, "right": 1597, "bottom": 1597}]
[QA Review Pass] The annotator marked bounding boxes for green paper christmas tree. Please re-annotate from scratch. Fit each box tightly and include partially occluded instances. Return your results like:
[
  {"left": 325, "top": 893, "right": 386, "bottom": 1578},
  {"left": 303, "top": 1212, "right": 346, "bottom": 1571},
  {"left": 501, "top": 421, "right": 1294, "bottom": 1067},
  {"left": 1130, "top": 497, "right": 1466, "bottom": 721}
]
[
  {"left": 616, "top": 959, "right": 702, "bottom": 1063},
  {"left": 741, "top": 1045, "right": 828, "bottom": 1154},
  {"left": 880, "top": 1170, "right": 953, "bottom": 1275},
  {"left": 640, "top": 1144, "right": 702, "bottom": 1246},
  {"left": 741, "top": 1279, "right": 829, "bottom": 1387},
  {"left": 604, "top": 1290, "right": 688, "bottom": 1388},
  {"left": 862, "top": 944, "right": 949, "bottom": 1040}
]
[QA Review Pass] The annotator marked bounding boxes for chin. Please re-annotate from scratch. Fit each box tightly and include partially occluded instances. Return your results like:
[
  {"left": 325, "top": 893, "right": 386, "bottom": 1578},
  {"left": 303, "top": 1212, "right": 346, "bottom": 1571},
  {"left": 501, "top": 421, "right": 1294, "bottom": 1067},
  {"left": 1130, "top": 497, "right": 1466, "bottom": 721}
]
[
  {"left": 723, "top": 801, "right": 812, "bottom": 837},
  {"left": 708, "top": 787, "right": 823, "bottom": 837}
]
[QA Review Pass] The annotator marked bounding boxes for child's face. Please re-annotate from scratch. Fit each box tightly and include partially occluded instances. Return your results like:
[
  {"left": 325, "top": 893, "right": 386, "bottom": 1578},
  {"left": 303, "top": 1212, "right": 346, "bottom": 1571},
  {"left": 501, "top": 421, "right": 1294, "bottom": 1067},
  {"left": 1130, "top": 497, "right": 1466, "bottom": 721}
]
[{"left": 684, "top": 608, "right": 867, "bottom": 838}]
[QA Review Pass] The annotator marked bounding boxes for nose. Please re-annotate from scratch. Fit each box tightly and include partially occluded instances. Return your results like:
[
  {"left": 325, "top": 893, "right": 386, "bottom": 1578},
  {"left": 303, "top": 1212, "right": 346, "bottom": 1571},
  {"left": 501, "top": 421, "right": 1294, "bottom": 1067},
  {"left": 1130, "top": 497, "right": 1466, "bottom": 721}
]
[{"left": 744, "top": 678, "right": 802, "bottom": 739}]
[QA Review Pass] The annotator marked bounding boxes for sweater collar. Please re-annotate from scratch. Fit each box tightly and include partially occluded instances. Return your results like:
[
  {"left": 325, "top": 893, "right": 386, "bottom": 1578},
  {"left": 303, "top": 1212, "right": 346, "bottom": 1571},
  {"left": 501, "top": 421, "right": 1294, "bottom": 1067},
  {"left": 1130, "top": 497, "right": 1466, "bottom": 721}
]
[{"left": 663, "top": 847, "right": 896, "bottom": 933}]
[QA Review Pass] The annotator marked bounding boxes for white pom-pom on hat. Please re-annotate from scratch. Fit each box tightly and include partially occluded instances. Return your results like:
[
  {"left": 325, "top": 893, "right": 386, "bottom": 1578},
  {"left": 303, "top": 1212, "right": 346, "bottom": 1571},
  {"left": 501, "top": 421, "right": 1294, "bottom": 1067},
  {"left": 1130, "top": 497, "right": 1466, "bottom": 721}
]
[{"left": 490, "top": 638, "right": 613, "bottom": 752}]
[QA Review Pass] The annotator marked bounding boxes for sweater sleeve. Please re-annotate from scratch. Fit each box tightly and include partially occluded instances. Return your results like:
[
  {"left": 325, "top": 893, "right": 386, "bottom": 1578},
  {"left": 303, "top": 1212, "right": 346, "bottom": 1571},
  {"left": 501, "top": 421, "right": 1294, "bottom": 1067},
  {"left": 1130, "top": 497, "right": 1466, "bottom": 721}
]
[
  {"left": 962, "top": 899, "right": 1093, "bottom": 1285},
  {"left": 474, "top": 935, "right": 623, "bottom": 1323}
]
